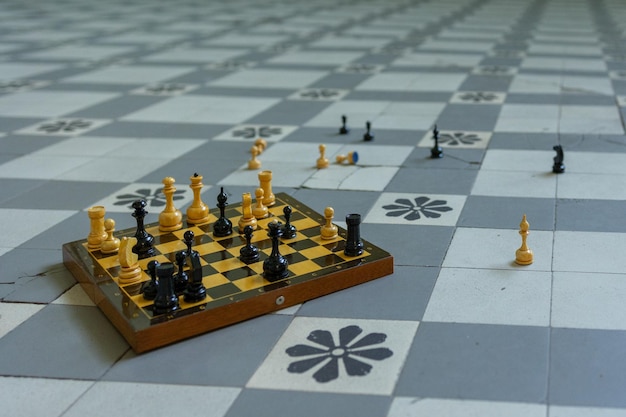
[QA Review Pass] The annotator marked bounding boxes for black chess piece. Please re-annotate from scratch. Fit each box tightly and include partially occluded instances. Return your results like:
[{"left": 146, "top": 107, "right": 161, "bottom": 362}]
[
  {"left": 183, "top": 251, "right": 207, "bottom": 302},
  {"left": 339, "top": 114, "right": 349, "bottom": 134},
  {"left": 141, "top": 260, "right": 159, "bottom": 300},
  {"left": 174, "top": 250, "right": 188, "bottom": 293},
  {"left": 363, "top": 121, "right": 374, "bottom": 141},
  {"left": 131, "top": 199, "right": 156, "bottom": 259},
  {"left": 344, "top": 213, "right": 364, "bottom": 257},
  {"left": 281, "top": 206, "right": 297, "bottom": 239},
  {"left": 263, "top": 221, "right": 289, "bottom": 282},
  {"left": 552, "top": 145, "right": 565, "bottom": 173},
  {"left": 213, "top": 187, "right": 233, "bottom": 237},
  {"left": 430, "top": 125, "right": 443, "bottom": 159},
  {"left": 152, "top": 263, "right": 179, "bottom": 316},
  {"left": 240, "top": 225, "right": 260, "bottom": 264}
]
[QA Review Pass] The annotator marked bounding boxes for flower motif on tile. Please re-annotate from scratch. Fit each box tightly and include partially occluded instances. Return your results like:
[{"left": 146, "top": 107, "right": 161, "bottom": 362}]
[
  {"left": 143, "top": 83, "right": 189, "bottom": 95},
  {"left": 476, "top": 65, "right": 514, "bottom": 75},
  {"left": 439, "top": 131, "right": 482, "bottom": 146},
  {"left": 457, "top": 91, "right": 500, "bottom": 103},
  {"left": 383, "top": 196, "right": 452, "bottom": 220},
  {"left": 285, "top": 325, "right": 393, "bottom": 383},
  {"left": 490, "top": 50, "right": 524, "bottom": 59},
  {"left": 114, "top": 187, "right": 185, "bottom": 208},
  {"left": 298, "top": 89, "right": 342, "bottom": 100},
  {"left": 37, "top": 119, "right": 93, "bottom": 134},
  {"left": 232, "top": 125, "right": 282, "bottom": 139}
]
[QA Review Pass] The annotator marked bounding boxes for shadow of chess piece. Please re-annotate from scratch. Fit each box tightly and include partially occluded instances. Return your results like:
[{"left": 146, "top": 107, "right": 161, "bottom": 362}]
[{"left": 552, "top": 145, "right": 565, "bottom": 173}]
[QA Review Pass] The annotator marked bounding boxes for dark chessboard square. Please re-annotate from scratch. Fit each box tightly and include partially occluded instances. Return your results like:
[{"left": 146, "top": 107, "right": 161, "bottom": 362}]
[
  {"left": 206, "top": 282, "right": 241, "bottom": 299},
  {"left": 201, "top": 251, "right": 234, "bottom": 264},
  {"left": 155, "top": 232, "right": 180, "bottom": 245},
  {"left": 284, "top": 252, "right": 307, "bottom": 265},
  {"left": 215, "top": 236, "right": 239, "bottom": 250},
  {"left": 222, "top": 266, "right": 257, "bottom": 281},
  {"left": 287, "top": 238, "right": 318, "bottom": 251},
  {"left": 106, "top": 266, "right": 121, "bottom": 277},
  {"left": 299, "top": 227, "right": 322, "bottom": 238},
  {"left": 311, "top": 253, "right": 344, "bottom": 267}
]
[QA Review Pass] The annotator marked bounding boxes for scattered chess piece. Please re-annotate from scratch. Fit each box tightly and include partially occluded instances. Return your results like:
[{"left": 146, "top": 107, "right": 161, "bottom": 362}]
[
  {"left": 248, "top": 145, "right": 261, "bottom": 170},
  {"left": 339, "top": 114, "right": 349, "bottom": 134},
  {"left": 344, "top": 213, "right": 364, "bottom": 257},
  {"left": 240, "top": 225, "right": 260, "bottom": 264},
  {"left": 118, "top": 237, "right": 142, "bottom": 285},
  {"left": 186, "top": 173, "right": 209, "bottom": 225},
  {"left": 101, "top": 218, "right": 121, "bottom": 254},
  {"left": 263, "top": 221, "right": 289, "bottom": 282},
  {"left": 430, "top": 125, "right": 443, "bottom": 159},
  {"left": 552, "top": 145, "right": 565, "bottom": 174},
  {"left": 141, "top": 260, "right": 159, "bottom": 300},
  {"left": 159, "top": 176, "right": 183, "bottom": 231},
  {"left": 317, "top": 144, "right": 329, "bottom": 169},
  {"left": 253, "top": 187, "right": 269, "bottom": 219},
  {"left": 336, "top": 151, "right": 359, "bottom": 165},
  {"left": 132, "top": 199, "right": 156, "bottom": 259},
  {"left": 258, "top": 170, "right": 275, "bottom": 206},
  {"left": 281, "top": 205, "right": 297, "bottom": 239},
  {"left": 515, "top": 214, "right": 533, "bottom": 265},
  {"left": 254, "top": 138, "right": 267, "bottom": 153},
  {"left": 320, "top": 207, "right": 338, "bottom": 240},
  {"left": 363, "top": 121, "right": 374, "bottom": 141},
  {"left": 213, "top": 187, "right": 233, "bottom": 237},
  {"left": 152, "top": 262, "right": 180, "bottom": 315},
  {"left": 183, "top": 251, "right": 206, "bottom": 303},
  {"left": 87, "top": 205, "right": 107, "bottom": 251},
  {"left": 238, "top": 192, "right": 257, "bottom": 231}
]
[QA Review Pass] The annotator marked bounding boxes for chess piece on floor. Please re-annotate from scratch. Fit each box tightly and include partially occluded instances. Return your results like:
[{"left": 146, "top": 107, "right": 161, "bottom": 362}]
[
  {"left": 132, "top": 199, "right": 155, "bottom": 259},
  {"left": 159, "top": 176, "right": 183, "bottom": 231},
  {"left": 187, "top": 173, "right": 209, "bottom": 225},
  {"left": 321, "top": 207, "right": 338, "bottom": 240},
  {"left": 344, "top": 213, "right": 363, "bottom": 257},
  {"left": 258, "top": 170, "right": 275, "bottom": 206},
  {"left": 515, "top": 214, "right": 533, "bottom": 265},
  {"left": 253, "top": 187, "right": 269, "bottom": 219},
  {"left": 141, "top": 260, "right": 159, "bottom": 300},
  {"left": 254, "top": 138, "right": 267, "bottom": 153},
  {"left": 248, "top": 145, "right": 261, "bottom": 170},
  {"left": 87, "top": 205, "right": 107, "bottom": 251},
  {"left": 240, "top": 225, "right": 260, "bottom": 264},
  {"left": 339, "top": 114, "right": 349, "bottom": 134},
  {"left": 430, "top": 125, "right": 443, "bottom": 159},
  {"left": 213, "top": 187, "right": 233, "bottom": 237},
  {"left": 317, "top": 144, "right": 329, "bottom": 169},
  {"left": 363, "top": 121, "right": 374, "bottom": 141},
  {"left": 119, "top": 237, "right": 142, "bottom": 285},
  {"left": 263, "top": 221, "right": 289, "bottom": 282},
  {"left": 238, "top": 192, "right": 257, "bottom": 231},
  {"left": 153, "top": 262, "right": 180, "bottom": 315},
  {"left": 552, "top": 145, "right": 565, "bottom": 174},
  {"left": 101, "top": 218, "right": 121, "bottom": 254},
  {"left": 336, "top": 151, "right": 359, "bottom": 165},
  {"left": 281, "top": 205, "right": 297, "bottom": 239}
]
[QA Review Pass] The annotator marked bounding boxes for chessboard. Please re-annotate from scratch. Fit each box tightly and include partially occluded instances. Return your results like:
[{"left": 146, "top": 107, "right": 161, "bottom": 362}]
[
  {"left": 3, "top": 0, "right": 626, "bottom": 415},
  {"left": 62, "top": 192, "right": 393, "bottom": 352}
]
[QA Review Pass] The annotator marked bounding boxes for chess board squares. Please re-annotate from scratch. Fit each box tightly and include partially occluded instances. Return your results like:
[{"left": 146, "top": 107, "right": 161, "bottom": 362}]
[
  {"left": 208, "top": 69, "right": 329, "bottom": 90},
  {"left": 266, "top": 50, "right": 366, "bottom": 66},
  {"left": 0, "top": 91, "right": 120, "bottom": 118},
  {"left": 364, "top": 193, "right": 466, "bottom": 227},
  {"left": 390, "top": 52, "right": 484, "bottom": 68},
  {"left": 355, "top": 73, "right": 467, "bottom": 92},
  {"left": 61, "top": 65, "right": 196, "bottom": 85},
  {"left": 121, "top": 95, "right": 281, "bottom": 124},
  {"left": 0, "top": 208, "right": 76, "bottom": 248},
  {"left": 22, "top": 44, "right": 137, "bottom": 61},
  {"left": 417, "top": 130, "right": 492, "bottom": 149},
  {"left": 15, "top": 118, "right": 112, "bottom": 137}
]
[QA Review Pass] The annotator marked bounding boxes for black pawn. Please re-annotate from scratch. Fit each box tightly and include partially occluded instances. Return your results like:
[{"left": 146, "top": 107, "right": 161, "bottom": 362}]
[
  {"left": 339, "top": 114, "right": 349, "bottom": 134},
  {"left": 363, "top": 121, "right": 374, "bottom": 141},
  {"left": 281, "top": 205, "right": 297, "bottom": 239},
  {"left": 152, "top": 263, "right": 179, "bottom": 316},
  {"left": 183, "top": 251, "right": 206, "bottom": 302},
  {"left": 131, "top": 199, "right": 156, "bottom": 259},
  {"left": 213, "top": 187, "right": 233, "bottom": 237},
  {"left": 263, "top": 221, "right": 289, "bottom": 282},
  {"left": 344, "top": 213, "right": 364, "bottom": 257},
  {"left": 552, "top": 145, "right": 565, "bottom": 173},
  {"left": 240, "top": 225, "right": 260, "bottom": 264},
  {"left": 141, "top": 260, "right": 159, "bottom": 300},
  {"left": 174, "top": 250, "right": 188, "bottom": 293},
  {"left": 430, "top": 125, "right": 443, "bottom": 159}
]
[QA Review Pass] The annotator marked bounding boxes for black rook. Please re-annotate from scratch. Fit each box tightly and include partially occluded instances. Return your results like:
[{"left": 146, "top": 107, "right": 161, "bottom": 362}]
[{"left": 344, "top": 213, "right": 363, "bottom": 257}]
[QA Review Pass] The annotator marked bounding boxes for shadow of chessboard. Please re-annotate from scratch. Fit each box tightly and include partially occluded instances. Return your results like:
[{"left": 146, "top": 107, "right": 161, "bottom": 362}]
[{"left": 62, "top": 193, "right": 394, "bottom": 353}]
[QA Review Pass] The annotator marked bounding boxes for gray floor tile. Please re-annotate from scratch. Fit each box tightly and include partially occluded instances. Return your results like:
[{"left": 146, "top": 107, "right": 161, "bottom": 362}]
[
  {"left": 246, "top": 100, "right": 330, "bottom": 125},
  {"left": 198, "top": 86, "right": 291, "bottom": 98},
  {"left": 406, "top": 147, "right": 484, "bottom": 170},
  {"left": 556, "top": 199, "right": 626, "bottom": 232},
  {"left": 347, "top": 90, "right": 451, "bottom": 102},
  {"left": 395, "top": 322, "right": 550, "bottom": 403},
  {"left": 0, "top": 304, "right": 129, "bottom": 379},
  {"left": 309, "top": 73, "right": 372, "bottom": 89},
  {"left": 550, "top": 328, "right": 626, "bottom": 408},
  {"left": 297, "top": 266, "right": 438, "bottom": 321},
  {"left": 225, "top": 389, "right": 392, "bottom": 417},
  {"left": 386, "top": 167, "right": 479, "bottom": 195},
  {"left": 488, "top": 132, "right": 559, "bottom": 150},
  {"left": 292, "top": 188, "right": 380, "bottom": 220},
  {"left": 67, "top": 95, "right": 167, "bottom": 119},
  {"left": 42, "top": 82, "right": 133, "bottom": 93},
  {"left": 103, "top": 314, "right": 292, "bottom": 386},
  {"left": 0, "top": 134, "right": 66, "bottom": 153},
  {"left": 20, "top": 212, "right": 87, "bottom": 250},
  {"left": 459, "top": 75, "right": 514, "bottom": 91},
  {"left": 436, "top": 104, "right": 502, "bottom": 131},
  {"left": 0, "top": 178, "right": 46, "bottom": 205},
  {"left": 3, "top": 262, "right": 76, "bottom": 303},
  {"left": 459, "top": 195, "right": 555, "bottom": 230},
  {"left": 0, "top": 118, "right": 46, "bottom": 133},
  {"left": 0, "top": 248, "right": 64, "bottom": 284},
  {"left": 87, "top": 120, "right": 231, "bottom": 139}
]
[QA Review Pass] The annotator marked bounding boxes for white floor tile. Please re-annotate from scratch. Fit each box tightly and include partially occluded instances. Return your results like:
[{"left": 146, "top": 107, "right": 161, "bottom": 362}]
[
  {"left": 247, "top": 317, "right": 419, "bottom": 395},
  {"left": 443, "top": 227, "right": 553, "bottom": 271},
  {"left": 549, "top": 405, "right": 626, "bottom": 417},
  {"left": 0, "top": 302, "right": 45, "bottom": 338},
  {"left": 391, "top": 52, "right": 483, "bottom": 68},
  {"left": 356, "top": 73, "right": 466, "bottom": 92},
  {"left": 0, "top": 91, "right": 119, "bottom": 118},
  {"left": 267, "top": 50, "right": 364, "bottom": 65},
  {"left": 557, "top": 173, "right": 626, "bottom": 200},
  {"left": 364, "top": 193, "right": 466, "bottom": 226},
  {"left": 303, "top": 166, "right": 398, "bottom": 191},
  {"left": 0, "top": 155, "right": 95, "bottom": 180},
  {"left": 209, "top": 69, "right": 328, "bottom": 89},
  {"left": 554, "top": 231, "right": 626, "bottom": 274},
  {"left": 481, "top": 150, "right": 554, "bottom": 171},
  {"left": 61, "top": 65, "right": 195, "bottom": 85},
  {"left": 220, "top": 163, "right": 315, "bottom": 188},
  {"left": 310, "top": 36, "right": 391, "bottom": 49},
  {"left": 388, "top": 397, "right": 547, "bottom": 417},
  {"left": 24, "top": 45, "right": 136, "bottom": 61},
  {"left": 141, "top": 47, "right": 248, "bottom": 63},
  {"left": 0, "top": 62, "right": 65, "bottom": 79},
  {"left": 566, "top": 152, "right": 626, "bottom": 175},
  {"left": 559, "top": 106, "right": 623, "bottom": 134},
  {"left": 417, "top": 39, "right": 496, "bottom": 52},
  {"left": 423, "top": 267, "right": 551, "bottom": 326},
  {"left": 97, "top": 31, "right": 188, "bottom": 44},
  {"left": 494, "top": 104, "right": 560, "bottom": 133},
  {"left": 57, "top": 157, "right": 172, "bottom": 183},
  {"left": 471, "top": 170, "right": 557, "bottom": 198},
  {"left": 31, "top": 137, "right": 135, "bottom": 157},
  {"left": 52, "top": 284, "right": 95, "bottom": 306},
  {"left": 204, "top": 33, "right": 289, "bottom": 47}
]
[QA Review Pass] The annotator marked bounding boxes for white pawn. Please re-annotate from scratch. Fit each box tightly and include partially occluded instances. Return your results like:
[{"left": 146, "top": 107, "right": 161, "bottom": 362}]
[
  {"left": 101, "top": 218, "right": 121, "bottom": 254},
  {"left": 248, "top": 145, "right": 261, "bottom": 170},
  {"left": 317, "top": 144, "right": 329, "bottom": 169},
  {"left": 321, "top": 207, "right": 338, "bottom": 240},
  {"left": 253, "top": 187, "right": 269, "bottom": 219}
]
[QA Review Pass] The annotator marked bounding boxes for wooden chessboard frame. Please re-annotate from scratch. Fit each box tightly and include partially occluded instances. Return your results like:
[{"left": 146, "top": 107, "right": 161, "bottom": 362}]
[{"left": 62, "top": 193, "right": 394, "bottom": 353}]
